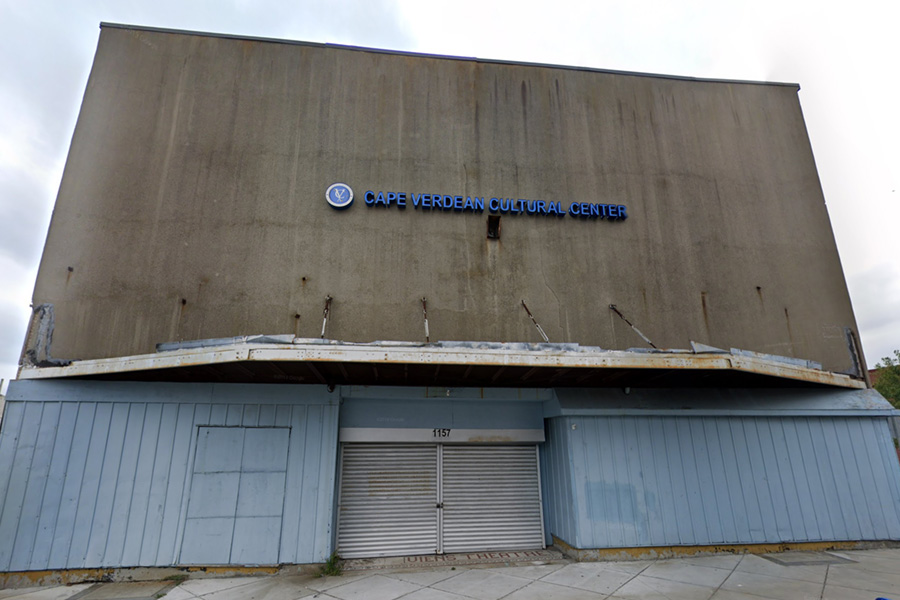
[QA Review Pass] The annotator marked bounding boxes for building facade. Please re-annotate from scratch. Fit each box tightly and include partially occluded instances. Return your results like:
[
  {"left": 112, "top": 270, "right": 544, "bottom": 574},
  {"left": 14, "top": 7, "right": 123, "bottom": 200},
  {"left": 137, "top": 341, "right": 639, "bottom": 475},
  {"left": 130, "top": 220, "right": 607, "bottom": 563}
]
[{"left": 1, "top": 23, "right": 899, "bottom": 573}]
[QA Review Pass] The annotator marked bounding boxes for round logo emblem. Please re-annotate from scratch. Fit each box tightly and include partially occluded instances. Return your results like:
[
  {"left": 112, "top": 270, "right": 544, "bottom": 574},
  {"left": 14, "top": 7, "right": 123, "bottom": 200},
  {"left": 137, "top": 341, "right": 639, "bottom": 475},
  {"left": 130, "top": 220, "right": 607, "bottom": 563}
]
[{"left": 325, "top": 183, "right": 354, "bottom": 210}]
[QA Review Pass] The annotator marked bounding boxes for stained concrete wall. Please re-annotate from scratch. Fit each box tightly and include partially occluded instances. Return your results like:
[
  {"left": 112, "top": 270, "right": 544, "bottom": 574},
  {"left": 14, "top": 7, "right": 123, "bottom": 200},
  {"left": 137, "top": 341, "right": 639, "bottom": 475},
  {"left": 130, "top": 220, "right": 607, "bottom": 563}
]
[{"left": 31, "top": 24, "right": 861, "bottom": 371}]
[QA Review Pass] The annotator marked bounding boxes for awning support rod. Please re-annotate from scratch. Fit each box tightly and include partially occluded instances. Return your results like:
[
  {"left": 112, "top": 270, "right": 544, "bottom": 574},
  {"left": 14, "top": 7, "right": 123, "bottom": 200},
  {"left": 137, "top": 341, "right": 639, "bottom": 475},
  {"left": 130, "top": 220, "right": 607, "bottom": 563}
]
[
  {"left": 422, "top": 297, "right": 430, "bottom": 343},
  {"left": 609, "top": 304, "right": 657, "bottom": 349},
  {"left": 521, "top": 300, "right": 550, "bottom": 343},
  {"left": 320, "top": 295, "right": 332, "bottom": 339}
]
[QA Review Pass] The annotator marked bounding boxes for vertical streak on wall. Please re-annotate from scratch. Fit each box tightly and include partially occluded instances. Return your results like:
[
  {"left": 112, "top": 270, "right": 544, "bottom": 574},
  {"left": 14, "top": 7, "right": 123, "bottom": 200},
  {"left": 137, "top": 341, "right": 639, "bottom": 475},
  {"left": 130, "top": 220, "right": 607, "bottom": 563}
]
[
  {"left": 544, "top": 414, "right": 900, "bottom": 549},
  {"left": 0, "top": 381, "right": 339, "bottom": 571}
]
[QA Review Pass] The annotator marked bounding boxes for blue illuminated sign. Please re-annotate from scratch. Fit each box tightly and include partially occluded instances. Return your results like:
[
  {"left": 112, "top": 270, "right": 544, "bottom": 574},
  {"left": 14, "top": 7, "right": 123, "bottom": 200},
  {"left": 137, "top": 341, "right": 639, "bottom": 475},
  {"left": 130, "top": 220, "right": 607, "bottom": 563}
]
[
  {"left": 325, "top": 183, "right": 354, "bottom": 209},
  {"left": 327, "top": 184, "right": 627, "bottom": 220}
]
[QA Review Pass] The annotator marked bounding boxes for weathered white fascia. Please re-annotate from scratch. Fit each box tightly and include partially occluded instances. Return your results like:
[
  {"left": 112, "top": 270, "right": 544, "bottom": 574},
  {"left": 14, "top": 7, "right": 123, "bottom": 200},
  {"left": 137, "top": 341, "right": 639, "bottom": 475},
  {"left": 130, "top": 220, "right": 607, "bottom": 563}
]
[{"left": 17, "top": 339, "right": 866, "bottom": 390}]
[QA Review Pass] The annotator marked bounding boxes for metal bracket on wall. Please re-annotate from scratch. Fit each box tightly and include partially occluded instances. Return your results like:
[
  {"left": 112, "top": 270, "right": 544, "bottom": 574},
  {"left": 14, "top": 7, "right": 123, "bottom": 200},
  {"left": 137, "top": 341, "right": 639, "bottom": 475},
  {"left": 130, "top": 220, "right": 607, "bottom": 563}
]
[
  {"left": 521, "top": 300, "right": 550, "bottom": 343},
  {"left": 609, "top": 304, "right": 657, "bottom": 349},
  {"left": 320, "top": 295, "right": 332, "bottom": 339},
  {"left": 422, "top": 297, "right": 430, "bottom": 343}
]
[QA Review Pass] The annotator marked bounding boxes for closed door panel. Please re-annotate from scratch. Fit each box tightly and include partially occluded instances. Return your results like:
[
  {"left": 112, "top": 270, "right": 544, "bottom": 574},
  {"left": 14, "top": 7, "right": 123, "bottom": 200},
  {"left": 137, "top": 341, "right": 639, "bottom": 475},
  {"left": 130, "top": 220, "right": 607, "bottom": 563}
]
[
  {"left": 441, "top": 445, "right": 544, "bottom": 553},
  {"left": 337, "top": 444, "right": 438, "bottom": 558},
  {"left": 180, "top": 427, "right": 290, "bottom": 565}
]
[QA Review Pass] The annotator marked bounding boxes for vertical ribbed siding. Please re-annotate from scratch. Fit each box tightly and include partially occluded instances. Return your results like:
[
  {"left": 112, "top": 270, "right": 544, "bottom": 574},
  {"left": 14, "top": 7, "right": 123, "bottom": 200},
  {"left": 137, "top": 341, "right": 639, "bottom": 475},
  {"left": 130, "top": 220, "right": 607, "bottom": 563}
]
[
  {"left": 0, "top": 381, "right": 339, "bottom": 571},
  {"left": 539, "top": 418, "right": 577, "bottom": 547},
  {"left": 552, "top": 415, "right": 900, "bottom": 549}
]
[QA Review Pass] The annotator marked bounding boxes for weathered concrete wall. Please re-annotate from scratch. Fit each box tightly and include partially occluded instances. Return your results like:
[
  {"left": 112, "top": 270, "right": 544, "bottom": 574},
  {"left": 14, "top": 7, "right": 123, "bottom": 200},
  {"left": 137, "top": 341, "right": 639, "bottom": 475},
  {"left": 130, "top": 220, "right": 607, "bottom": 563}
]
[{"left": 32, "top": 25, "right": 861, "bottom": 372}]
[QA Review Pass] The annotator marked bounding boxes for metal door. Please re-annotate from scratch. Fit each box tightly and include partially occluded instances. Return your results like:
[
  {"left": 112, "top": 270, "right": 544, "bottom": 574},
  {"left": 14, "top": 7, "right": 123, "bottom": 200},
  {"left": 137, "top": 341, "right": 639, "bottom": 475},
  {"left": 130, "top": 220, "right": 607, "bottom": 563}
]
[
  {"left": 180, "top": 427, "right": 290, "bottom": 565},
  {"left": 336, "top": 443, "right": 544, "bottom": 558},
  {"left": 336, "top": 444, "right": 438, "bottom": 558},
  {"left": 442, "top": 445, "right": 545, "bottom": 553}
]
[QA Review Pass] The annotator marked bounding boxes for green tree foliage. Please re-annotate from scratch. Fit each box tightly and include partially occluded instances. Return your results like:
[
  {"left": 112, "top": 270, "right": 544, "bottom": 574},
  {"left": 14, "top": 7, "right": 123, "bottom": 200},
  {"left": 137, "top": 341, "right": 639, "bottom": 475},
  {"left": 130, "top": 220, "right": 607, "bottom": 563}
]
[{"left": 873, "top": 349, "right": 900, "bottom": 409}]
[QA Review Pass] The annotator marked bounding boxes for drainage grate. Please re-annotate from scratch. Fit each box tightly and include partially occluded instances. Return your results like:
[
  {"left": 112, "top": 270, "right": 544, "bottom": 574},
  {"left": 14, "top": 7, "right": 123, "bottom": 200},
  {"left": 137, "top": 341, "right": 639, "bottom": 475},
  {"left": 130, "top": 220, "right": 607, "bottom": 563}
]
[{"left": 760, "top": 551, "right": 856, "bottom": 566}]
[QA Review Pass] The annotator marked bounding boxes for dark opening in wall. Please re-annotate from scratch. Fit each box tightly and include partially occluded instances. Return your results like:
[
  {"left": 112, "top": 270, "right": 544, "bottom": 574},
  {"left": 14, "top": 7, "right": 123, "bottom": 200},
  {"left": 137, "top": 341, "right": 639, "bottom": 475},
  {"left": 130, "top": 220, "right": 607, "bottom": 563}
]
[{"left": 487, "top": 215, "right": 501, "bottom": 239}]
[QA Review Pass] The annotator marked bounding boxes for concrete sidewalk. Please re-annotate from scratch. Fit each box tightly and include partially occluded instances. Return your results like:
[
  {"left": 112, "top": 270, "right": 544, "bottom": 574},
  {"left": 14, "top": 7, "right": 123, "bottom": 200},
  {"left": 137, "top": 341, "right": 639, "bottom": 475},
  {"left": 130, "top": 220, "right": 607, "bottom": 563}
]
[{"left": 2, "top": 548, "right": 899, "bottom": 600}]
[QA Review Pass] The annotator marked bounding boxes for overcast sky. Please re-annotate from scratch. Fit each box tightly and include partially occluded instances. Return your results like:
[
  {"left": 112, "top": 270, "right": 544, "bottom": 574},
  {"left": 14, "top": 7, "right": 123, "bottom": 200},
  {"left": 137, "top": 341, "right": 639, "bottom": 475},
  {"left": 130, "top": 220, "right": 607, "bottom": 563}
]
[{"left": 1, "top": 0, "right": 897, "bottom": 394}]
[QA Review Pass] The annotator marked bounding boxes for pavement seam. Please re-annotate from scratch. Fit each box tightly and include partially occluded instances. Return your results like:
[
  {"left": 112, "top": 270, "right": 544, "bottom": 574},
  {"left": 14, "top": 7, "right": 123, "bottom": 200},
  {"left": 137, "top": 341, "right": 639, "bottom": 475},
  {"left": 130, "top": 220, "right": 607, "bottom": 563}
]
[
  {"left": 604, "top": 558, "right": 655, "bottom": 598},
  {"left": 819, "top": 563, "right": 829, "bottom": 600},
  {"left": 706, "top": 552, "right": 745, "bottom": 600}
]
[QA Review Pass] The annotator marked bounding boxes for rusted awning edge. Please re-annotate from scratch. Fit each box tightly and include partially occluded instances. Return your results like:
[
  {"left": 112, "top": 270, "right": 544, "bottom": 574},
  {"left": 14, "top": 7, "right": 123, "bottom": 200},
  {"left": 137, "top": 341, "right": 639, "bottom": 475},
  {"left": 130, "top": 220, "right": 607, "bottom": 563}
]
[{"left": 16, "top": 341, "right": 866, "bottom": 389}]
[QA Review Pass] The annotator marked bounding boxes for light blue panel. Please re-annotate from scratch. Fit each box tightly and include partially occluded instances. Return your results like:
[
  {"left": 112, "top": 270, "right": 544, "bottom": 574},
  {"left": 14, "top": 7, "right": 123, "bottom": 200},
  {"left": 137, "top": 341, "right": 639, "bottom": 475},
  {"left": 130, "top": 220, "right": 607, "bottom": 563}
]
[
  {"left": 279, "top": 405, "right": 305, "bottom": 564},
  {"left": 866, "top": 420, "right": 900, "bottom": 534},
  {"left": 258, "top": 405, "right": 275, "bottom": 426},
  {"left": 730, "top": 418, "right": 768, "bottom": 542},
  {"left": 231, "top": 517, "right": 280, "bottom": 565},
  {"left": 139, "top": 402, "right": 179, "bottom": 565},
  {"left": 553, "top": 414, "right": 900, "bottom": 549},
  {"left": 0, "top": 380, "right": 340, "bottom": 570},
  {"left": 312, "top": 403, "right": 339, "bottom": 562},
  {"left": 237, "top": 473, "right": 286, "bottom": 517},
  {"left": 10, "top": 403, "right": 61, "bottom": 571},
  {"left": 225, "top": 405, "right": 242, "bottom": 426},
  {"left": 209, "top": 404, "right": 227, "bottom": 425},
  {"left": 340, "top": 396, "right": 543, "bottom": 430},
  {"left": 647, "top": 417, "right": 679, "bottom": 543},
  {"left": 716, "top": 419, "right": 750, "bottom": 542},
  {"left": 635, "top": 418, "right": 667, "bottom": 545},
  {"left": 275, "top": 405, "right": 292, "bottom": 426},
  {"left": 792, "top": 418, "right": 832, "bottom": 540},
  {"left": 848, "top": 419, "right": 889, "bottom": 535},
  {"left": 242, "top": 428, "right": 289, "bottom": 472},
  {"left": 32, "top": 402, "right": 79, "bottom": 568},
  {"left": 820, "top": 419, "right": 860, "bottom": 537},
  {"left": 48, "top": 403, "right": 96, "bottom": 567},
  {"left": 777, "top": 420, "right": 815, "bottom": 540},
  {"left": 187, "top": 473, "right": 241, "bottom": 518},
  {"left": 539, "top": 417, "right": 577, "bottom": 547},
  {"left": 180, "top": 518, "right": 233, "bottom": 564},
  {"left": 833, "top": 419, "right": 874, "bottom": 538},
  {"left": 120, "top": 403, "right": 162, "bottom": 566},
  {"left": 102, "top": 404, "right": 145, "bottom": 566},
  {"left": 753, "top": 419, "right": 792, "bottom": 540},
  {"left": 68, "top": 402, "right": 113, "bottom": 567},
  {"left": 701, "top": 419, "right": 735, "bottom": 542},
  {"left": 155, "top": 403, "right": 198, "bottom": 565},
  {"left": 297, "top": 406, "right": 323, "bottom": 557},
  {"left": 195, "top": 428, "right": 244, "bottom": 473},
  {"left": 0, "top": 402, "right": 36, "bottom": 570},
  {"left": 242, "top": 405, "right": 259, "bottom": 426},
  {"left": 84, "top": 402, "right": 130, "bottom": 566}
]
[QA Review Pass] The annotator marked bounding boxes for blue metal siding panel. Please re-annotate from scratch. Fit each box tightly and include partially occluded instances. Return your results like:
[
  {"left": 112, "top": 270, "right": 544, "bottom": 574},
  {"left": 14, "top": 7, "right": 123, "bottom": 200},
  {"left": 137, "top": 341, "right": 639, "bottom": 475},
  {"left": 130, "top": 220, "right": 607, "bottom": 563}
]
[
  {"left": 32, "top": 402, "right": 78, "bottom": 568},
  {"left": 539, "top": 417, "right": 577, "bottom": 547},
  {"left": 159, "top": 403, "right": 199, "bottom": 565},
  {"left": 120, "top": 403, "right": 161, "bottom": 566},
  {"left": 68, "top": 402, "right": 112, "bottom": 567},
  {"left": 0, "top": 381, "right": 339, "bottom": 570},
  {"left": 0, "top": 402, "right": 34, "bottom": 570},
  {"left": 561, "top": 415, "right": 900, "bottom": 549},
  {"left": 10, "top": 402, "right": 61, "bottom": 571},
  {"left": 314, "top": 404, "right": 339, "bottom": 562},
  {"left": 298, "top": 405, "right": 324, "bottom": 561},
  {"left": 139, "top": 402, "right": 179, "bottom": 566},
  {"left": 84, "top": 402, "right": 130, "bottom": 566},
  {"left": 102, "top": 404, "right": 146, "bottom": 566}
]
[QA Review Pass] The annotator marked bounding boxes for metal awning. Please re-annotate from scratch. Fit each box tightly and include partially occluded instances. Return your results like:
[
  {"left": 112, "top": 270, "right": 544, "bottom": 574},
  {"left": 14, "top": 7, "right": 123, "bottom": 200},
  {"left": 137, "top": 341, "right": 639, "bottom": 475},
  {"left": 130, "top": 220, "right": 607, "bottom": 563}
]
[{"left": 16, "top": 338, "right": 866, "bottom": 389}]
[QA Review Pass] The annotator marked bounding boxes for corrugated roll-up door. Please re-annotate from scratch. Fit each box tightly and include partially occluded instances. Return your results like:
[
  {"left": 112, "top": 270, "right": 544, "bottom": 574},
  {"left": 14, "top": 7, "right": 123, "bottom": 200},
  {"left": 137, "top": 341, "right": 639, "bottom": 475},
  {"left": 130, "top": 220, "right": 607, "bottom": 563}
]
[
  {"left": 441, "top": 445, "right": 545, "bottom": 553},
  {"left": 337, "top": 444, "right": 438, "bottom": 558}
]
